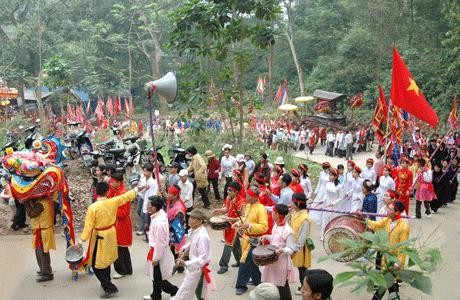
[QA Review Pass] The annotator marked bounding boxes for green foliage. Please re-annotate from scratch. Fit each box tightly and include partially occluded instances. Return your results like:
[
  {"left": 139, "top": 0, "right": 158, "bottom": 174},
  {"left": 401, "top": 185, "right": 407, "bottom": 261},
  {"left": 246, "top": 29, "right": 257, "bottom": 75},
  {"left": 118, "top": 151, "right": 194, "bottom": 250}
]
[
  {"left": 0, "top": 0, "right": 458, "bottom": 130},
  {"left": 43, "top": 55, "right": 72, "bottom": 88},
  {"left": 322, "top": 229, "right": 442, "bottom": 296}
]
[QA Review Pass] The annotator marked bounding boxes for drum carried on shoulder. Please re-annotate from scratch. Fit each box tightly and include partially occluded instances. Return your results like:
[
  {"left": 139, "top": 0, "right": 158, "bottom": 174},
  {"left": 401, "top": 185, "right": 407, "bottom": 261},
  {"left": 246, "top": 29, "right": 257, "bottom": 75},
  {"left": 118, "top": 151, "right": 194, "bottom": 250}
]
[
  {"left": 322, "top": 215, "right": 366, "bottom": 262},
  {"left": 209, "top": 215, "right": 231, "bottom": 230}
]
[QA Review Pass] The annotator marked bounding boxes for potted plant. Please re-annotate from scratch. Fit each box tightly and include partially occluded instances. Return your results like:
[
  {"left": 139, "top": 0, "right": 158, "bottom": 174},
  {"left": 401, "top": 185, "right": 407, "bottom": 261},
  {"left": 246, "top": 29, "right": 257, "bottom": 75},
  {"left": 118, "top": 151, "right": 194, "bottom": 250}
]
[{"left": 320, "top": 229, "right": 442, "bottom": 299}]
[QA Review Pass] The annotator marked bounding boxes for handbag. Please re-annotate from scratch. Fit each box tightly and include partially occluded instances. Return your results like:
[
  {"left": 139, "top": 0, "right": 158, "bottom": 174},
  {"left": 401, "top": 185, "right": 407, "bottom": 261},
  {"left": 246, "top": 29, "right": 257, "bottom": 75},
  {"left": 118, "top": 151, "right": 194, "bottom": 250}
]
[
  {"left": 306, "top": 237, "right": 315, "bottom": 251},
  {"left": 170, "top": 217, "right": 186, "bottom": 244}
]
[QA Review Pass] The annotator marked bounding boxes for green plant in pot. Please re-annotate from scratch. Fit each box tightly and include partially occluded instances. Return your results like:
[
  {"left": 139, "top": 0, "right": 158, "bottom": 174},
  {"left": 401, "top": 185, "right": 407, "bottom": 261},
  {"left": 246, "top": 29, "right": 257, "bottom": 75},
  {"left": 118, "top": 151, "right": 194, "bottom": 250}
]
[{"left": 320, "top": 229, "right": 442, "bottom": 299}]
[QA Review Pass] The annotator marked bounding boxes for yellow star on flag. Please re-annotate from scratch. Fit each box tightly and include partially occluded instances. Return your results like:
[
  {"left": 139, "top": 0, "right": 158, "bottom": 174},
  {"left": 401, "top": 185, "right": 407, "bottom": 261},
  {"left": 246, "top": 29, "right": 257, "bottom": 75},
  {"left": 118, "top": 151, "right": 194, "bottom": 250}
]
[{"left": 406, "top": 78, "right": 420, "bottom": 96}]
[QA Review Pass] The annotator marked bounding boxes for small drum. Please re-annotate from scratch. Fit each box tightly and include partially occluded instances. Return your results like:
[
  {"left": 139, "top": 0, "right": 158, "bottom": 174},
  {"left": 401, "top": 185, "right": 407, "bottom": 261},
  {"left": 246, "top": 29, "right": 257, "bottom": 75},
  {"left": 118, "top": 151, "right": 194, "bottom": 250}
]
[
  {"left": 323, "top": 215, "right": 366, "bottom": 262},
  {"left": 66, "top": 245, "right": 84, "bottom": 267},
  {"left": 252, "top": 245, "right": 278, "bottom": 266},
  {"left": 209, "top": 216, "right": 231, "bottom": 230}
]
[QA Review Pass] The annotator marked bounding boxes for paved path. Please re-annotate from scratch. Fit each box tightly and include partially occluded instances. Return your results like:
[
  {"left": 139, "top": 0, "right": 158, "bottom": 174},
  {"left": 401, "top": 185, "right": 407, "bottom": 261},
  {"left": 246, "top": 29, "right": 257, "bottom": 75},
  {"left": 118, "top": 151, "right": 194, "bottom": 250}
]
[
  {"left": 1, "top": 145, "right": 459, "bottom": 299},
  {"left": 293, "top": 144, "right": 373, "bottom": 168}
]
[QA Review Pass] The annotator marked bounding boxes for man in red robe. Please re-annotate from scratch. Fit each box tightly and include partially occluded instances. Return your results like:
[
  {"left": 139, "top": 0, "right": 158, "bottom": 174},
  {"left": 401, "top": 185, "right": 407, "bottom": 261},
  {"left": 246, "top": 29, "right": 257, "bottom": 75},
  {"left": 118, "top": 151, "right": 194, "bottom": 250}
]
[
  {"left": 395, "top": 158, "right": 413, "bottom": 216},
  {"left": 212, "top": 181, "right": 246, "bottom": 274},
  {"left": 107, "top": 172, "right": 133, "bottom": 279}
]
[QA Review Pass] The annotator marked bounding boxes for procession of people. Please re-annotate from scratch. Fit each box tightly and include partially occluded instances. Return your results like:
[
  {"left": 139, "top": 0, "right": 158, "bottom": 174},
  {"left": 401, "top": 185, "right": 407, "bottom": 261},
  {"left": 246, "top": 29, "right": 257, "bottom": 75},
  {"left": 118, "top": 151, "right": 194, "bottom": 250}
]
[{"left": 1, "top": 109, "right": 459, "bottom": 300}]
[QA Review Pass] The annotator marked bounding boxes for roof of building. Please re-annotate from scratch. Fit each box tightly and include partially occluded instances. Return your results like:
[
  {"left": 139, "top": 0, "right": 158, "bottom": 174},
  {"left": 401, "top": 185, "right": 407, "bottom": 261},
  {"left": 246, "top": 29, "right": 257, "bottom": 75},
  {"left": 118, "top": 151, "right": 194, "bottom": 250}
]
[{"left": 313, "top": 89, "right": 347, "bottom": 102}]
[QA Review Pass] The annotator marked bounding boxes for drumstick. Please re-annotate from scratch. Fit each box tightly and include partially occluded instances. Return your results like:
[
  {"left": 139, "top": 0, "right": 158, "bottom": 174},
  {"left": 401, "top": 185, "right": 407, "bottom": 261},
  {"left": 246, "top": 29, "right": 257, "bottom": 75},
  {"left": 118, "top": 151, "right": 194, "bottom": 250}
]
[
  {"left": 230, "top": 200, "right": 249, "bottom": 235},
  {"left": 306, "top": 207, "right": 411, "bottom": 219}
]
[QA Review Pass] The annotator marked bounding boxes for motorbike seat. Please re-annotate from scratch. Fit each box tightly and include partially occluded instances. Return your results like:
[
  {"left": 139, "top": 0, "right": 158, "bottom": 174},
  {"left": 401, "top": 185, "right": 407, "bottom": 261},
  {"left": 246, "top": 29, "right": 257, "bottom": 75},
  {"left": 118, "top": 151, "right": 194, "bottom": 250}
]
[
  {"left": 123, "top": 136, "right": 139, "bottom": 144},
  {"left": 3, "top": 141, "right": 16, "bottom": 149},
  {"left": 107, "top": 148, "right": 126, "bottom": 155},
  {"left": 98, "top": 140, "right": 114, "bottom": 148},
  {"left": 174, "top": 148, "right": 186, "bottom": 153}
]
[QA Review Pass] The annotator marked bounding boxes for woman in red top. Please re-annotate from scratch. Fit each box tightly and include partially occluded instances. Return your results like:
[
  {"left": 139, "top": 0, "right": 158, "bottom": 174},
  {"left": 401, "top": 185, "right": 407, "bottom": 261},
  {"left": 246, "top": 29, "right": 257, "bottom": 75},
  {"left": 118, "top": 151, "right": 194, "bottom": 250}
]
[
  {"left": 232, "top": 169, "right": 247, "bottom": 199},
  {"left": 290, "top": 169, "right": 305, "bottom": 194},
  {"left": 205, "top": 150, "right": 221, "bottom": 201},
  {"left": 270, "top": 166, "right": 283, "bottom": 197},
  {"left": 107, "top": 172, "right": 133, "bottom": 278}
]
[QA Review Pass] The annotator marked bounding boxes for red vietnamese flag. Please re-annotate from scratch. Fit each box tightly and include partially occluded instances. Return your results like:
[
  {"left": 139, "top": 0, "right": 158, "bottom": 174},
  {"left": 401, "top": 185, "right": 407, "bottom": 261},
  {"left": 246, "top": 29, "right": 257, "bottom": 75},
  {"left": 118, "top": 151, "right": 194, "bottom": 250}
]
[
  {"left": 129, "top": 96, "right": 134, "bottom": 115},
  {"left": 390, "top": 47, "right": 438, "bottom": 127}
]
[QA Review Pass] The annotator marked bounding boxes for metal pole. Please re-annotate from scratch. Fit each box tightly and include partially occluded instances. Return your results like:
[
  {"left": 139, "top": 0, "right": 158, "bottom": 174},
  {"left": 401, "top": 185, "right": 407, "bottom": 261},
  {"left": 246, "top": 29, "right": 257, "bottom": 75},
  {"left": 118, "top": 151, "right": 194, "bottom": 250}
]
[{"left": 147, "top": 88, "right": 160, "bottom": 188}]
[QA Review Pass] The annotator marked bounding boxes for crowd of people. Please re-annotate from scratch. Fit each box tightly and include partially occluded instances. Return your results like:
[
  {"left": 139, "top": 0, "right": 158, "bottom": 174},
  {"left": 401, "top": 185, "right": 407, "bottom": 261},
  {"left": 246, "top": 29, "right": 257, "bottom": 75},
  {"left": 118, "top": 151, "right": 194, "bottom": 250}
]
[{"left": 3, "top": 115, "right": 460, "bottom": 300}]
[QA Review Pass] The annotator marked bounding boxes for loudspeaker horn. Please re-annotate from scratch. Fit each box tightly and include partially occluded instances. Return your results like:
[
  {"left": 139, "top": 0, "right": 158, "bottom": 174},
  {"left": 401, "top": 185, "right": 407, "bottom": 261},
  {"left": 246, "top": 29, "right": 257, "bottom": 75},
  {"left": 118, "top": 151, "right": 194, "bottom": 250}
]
[{"left": 144, "top": 72, "right": 177, "bottom": 103}]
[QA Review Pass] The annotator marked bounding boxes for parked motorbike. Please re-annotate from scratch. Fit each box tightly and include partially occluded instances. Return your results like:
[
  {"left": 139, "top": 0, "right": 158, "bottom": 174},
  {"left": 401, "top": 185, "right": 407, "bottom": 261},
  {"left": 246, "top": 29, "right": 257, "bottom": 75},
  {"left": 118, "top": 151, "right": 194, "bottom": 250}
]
[
  {"left": 74, "top": 131, "right": 93, "bottom": 168},
  {"left": 146, "top": 145, "right": 165, "bottom": 169},
  {"left": 168, "top": 140, "right": 190, "bottom": 169},
  {"left": 24, "top": 125, "right": 41, "bottom": 150},
  {"left": 1, "top": 140, "right": 19, "bottom": 154},
  {"left": 123, "top": 136, "right": 145, "bottom": 176},
  {"left": 64, "top": 122, "right": 81, "bottom": 159}
]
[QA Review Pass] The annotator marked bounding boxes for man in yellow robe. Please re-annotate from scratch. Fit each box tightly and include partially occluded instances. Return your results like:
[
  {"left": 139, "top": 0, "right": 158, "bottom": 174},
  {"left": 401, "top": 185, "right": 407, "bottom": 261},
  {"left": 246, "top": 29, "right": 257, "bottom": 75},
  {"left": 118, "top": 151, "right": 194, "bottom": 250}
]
[
  {"left": 78, "top": 182, "right": 138, "bottom": 298},
  {"left": 234, "top": 187, "right": 268, "bottom": 295},
  {"left": 30, "top": 194, "right": 57, "bottom": 282},
  {"left": 366, "top": 200, "right": 410, "bottom": 300}
]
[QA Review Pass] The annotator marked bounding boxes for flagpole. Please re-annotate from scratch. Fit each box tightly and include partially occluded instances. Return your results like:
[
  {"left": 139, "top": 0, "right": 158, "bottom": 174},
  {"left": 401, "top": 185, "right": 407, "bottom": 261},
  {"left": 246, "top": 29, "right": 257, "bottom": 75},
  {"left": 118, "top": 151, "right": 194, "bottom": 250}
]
[
  {"left": 383, "top": 99, "right": 392, "bottom": 161},
  {"left": 147, "top": 88, "right": 161, "bottom": 189}
]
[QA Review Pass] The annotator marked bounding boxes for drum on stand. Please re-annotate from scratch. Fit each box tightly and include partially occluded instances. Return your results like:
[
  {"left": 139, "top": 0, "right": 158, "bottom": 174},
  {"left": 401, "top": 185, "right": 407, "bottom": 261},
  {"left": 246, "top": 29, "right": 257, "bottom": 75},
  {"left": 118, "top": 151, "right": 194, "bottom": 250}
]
[
  {"left": 322, "top": 215, "right": 366, "bottom": 262},
  {"left": 209, "top": 215, "right": 231, "bottom": 230},
  {"left": 252, "top": 245, "right": 278, "bottom": 266}
]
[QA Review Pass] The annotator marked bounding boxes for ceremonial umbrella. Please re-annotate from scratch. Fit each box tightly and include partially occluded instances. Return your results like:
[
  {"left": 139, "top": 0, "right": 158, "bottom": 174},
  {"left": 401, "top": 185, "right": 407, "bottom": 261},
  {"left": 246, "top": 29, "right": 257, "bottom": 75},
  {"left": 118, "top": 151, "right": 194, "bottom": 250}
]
[
  {"left": 294, "top": 96, "right": 314, "bottom": 103},
  {"left": 278, "top": 103, "right": 298, "bottom": 111}
]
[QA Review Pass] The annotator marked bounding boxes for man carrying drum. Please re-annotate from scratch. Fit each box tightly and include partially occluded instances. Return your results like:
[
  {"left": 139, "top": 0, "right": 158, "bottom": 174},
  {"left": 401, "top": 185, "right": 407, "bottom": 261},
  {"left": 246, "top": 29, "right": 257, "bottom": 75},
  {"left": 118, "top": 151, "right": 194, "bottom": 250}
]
[
  {"left": 366, "top": 201, "right": 410, "bottom": 300},
  {"left": 212, "top": 181, "right": 246, "bottom": 274},
  {"left": 234, "top": 187, "right": 268, "bottom": 296},
  {"left": 77, "top": 182, "right": 138, "bottom": 299},
  {"left": 261, "top": 204, "right": 297, "bottom": 300}
]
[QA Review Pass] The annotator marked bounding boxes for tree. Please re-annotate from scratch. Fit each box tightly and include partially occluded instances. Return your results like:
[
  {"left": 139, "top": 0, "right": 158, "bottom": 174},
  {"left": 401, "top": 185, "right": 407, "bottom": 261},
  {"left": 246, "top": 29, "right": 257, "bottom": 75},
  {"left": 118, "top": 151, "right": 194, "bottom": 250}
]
[
  {"left": 169, "top": 0, "right": 281, "bottom": 143},
  {"left": 281, "top": 0, "right": 305, "bottom": 95}
]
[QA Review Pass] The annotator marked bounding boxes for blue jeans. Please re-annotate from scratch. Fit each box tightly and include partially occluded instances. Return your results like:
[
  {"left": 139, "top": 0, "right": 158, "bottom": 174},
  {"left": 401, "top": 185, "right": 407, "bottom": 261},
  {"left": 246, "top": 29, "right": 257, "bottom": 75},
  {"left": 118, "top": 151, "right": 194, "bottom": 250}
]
[{"left": 235, "top": 246, "right": 261, "bottom": 289}]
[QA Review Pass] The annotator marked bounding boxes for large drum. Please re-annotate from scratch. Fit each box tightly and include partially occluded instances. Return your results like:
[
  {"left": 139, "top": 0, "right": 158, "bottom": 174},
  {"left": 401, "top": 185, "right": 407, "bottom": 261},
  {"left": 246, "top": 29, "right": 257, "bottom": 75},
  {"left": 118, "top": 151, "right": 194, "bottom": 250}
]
[
  {"left": 322, "top": 215, "right": 366, "bottom": 262},
  {"left": 209, "top": 216, "right": 231, "bottom": 230},
  {"left": 252, "top": 245, "right": 278, "bottom": 266}
]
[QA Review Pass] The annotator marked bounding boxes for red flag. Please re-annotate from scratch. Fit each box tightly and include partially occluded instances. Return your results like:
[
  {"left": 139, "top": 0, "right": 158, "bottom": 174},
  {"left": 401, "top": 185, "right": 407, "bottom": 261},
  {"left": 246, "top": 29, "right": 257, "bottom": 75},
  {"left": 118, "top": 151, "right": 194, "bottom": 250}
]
[
  {"left": 373, "top": 84, "right": 388, "bottom": 145},
  {"left": 272, "top": 84, "right": 282, "bottom": 107},
  {"left": 106, "top": 97, "right": 114, "bottom": 117},
  {"left": 138, "top": 120, "right": 143, "bottom": 136},
  {"left": 391, "top": 105, "right": 403, "bottom": 144},
  {"left": 95, "top": 97, "right": 104, "bottom": 121},
  {"left": 114, "top": 97, "right": 121, "bottom": 116},
  {"left": 349, "top": 92, "right": 364, "bottom": 109},
  {"left": 129, "top": 96, "right": 134, "bottom": 115},
  {"left": 67, "top": 103, "right": 74, "bottom": 120},
  {"left": 76, "top": 104, "right": 83, "bottom": 123},
  {"left": 124, "top": 98, "right": 130, "bottom": 119},
  {"left": 390, "top": 47, "right": 438, "bottom": 127},
  {"left": 448, "top": 95, "right": 458, "bottom": 130},
  {"left": 60, "top": 105, "right": 65, "bottom": 124},
  {"left": 256, "top": 76, "right": 266, "bottom": 97}
]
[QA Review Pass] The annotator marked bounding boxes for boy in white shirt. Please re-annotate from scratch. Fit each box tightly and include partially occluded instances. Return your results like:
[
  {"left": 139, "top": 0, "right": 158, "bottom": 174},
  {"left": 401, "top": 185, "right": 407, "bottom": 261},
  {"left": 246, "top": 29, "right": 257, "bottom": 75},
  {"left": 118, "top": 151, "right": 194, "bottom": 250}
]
[
  {"left": 136, "top": 162, "right": 159, "bottom": 236},
  {"left": 177, "top": 169, "right": 194, "bottom": 230}
]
